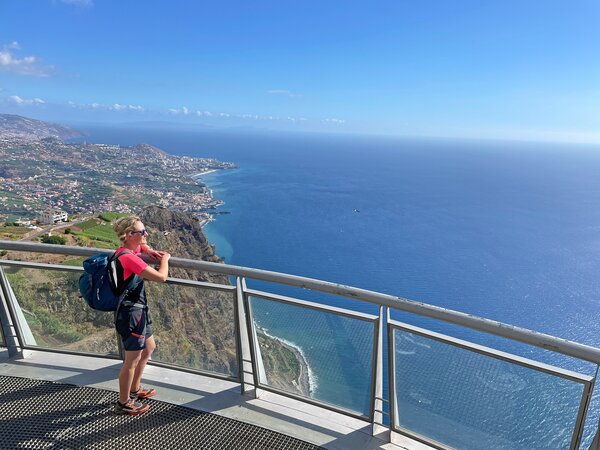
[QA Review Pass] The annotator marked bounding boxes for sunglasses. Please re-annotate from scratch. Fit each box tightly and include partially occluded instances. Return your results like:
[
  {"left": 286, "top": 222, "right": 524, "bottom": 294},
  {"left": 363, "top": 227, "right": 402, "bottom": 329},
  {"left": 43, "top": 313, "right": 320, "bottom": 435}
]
[{"left": 130, "top": 229, "right": 148, "bottom": 236}]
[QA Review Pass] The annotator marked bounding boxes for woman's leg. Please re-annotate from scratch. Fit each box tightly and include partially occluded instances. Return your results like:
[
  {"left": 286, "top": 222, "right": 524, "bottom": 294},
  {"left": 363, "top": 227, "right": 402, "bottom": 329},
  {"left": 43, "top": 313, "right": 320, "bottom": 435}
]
[
  {"left": 119, "top": 349, "right": 142, "bottom": 404},
  {"left": 131, "top": 335, "right": 156, "bottom": 392}
]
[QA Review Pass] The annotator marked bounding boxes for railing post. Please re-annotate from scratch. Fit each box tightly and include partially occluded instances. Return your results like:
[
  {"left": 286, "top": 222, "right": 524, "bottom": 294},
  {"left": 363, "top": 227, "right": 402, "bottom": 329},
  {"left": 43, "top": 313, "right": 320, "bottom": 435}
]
[
  {"left": 571, "top": 366, "right": 595, "bottom": 450},
  {"left": 0, "top": 266, "right": 23, "bottom": 358},
  {"left": 386, "top": 308, "right": 398, "bottom": 441},
  {"left": 589, "top": 371, "right": 600, "bottom": 450},
  {"left": 236, "top": 277, "right": 256, "bottom": 396},
  {"left": 372, "top": 305, "right": 390, "bottom": 441}
]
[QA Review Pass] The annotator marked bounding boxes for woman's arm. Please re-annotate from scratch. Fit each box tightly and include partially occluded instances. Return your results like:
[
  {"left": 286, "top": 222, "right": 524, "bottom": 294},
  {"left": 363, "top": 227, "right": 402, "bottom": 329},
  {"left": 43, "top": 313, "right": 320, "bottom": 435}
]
[
  {"left": 140, "top": 244, "right": 166, "bottom": 262},
  {"left": 139, "top": 252, "right": 170, "bottom": 282}
]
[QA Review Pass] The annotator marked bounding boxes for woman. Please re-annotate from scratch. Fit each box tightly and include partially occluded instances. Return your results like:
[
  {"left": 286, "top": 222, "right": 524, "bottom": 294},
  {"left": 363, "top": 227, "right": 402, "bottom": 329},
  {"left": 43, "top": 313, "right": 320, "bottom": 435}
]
[{"left": 112, "top": 216, "right": 170, "bottom": 415}]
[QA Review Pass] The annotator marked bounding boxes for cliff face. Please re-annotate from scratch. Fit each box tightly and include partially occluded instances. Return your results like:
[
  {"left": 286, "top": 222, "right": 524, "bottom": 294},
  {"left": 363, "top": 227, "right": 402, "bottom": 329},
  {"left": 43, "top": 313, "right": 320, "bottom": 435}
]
[{"left": 139, "top": 205, "right": 222, "bottom": 268}]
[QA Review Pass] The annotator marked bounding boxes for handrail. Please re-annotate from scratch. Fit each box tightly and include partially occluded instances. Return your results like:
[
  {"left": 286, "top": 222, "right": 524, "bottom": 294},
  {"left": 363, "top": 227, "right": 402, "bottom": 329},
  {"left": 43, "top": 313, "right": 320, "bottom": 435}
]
[{"left": 3, "top": 239, "right": 600, "bottom": 364}]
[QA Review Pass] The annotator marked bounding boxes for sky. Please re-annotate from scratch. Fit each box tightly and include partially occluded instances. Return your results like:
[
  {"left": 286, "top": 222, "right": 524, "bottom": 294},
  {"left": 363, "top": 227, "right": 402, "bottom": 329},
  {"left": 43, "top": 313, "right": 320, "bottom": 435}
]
[{"left": 0, "top": 0, "right": 598, "bottom": 143}]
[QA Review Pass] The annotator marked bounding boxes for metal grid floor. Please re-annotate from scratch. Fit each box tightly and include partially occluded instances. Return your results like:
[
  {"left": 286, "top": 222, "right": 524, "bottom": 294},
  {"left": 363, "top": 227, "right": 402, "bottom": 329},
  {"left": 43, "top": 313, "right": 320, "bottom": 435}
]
[{"left": 0, "top": 375, "right": 325, "bottom": 450}]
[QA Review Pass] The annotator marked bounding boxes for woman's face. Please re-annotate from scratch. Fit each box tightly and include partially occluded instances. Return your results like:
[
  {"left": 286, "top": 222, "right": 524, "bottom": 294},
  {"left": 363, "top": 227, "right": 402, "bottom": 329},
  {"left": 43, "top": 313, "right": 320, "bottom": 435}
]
[{"left": 126, "top": 221, "right": 148, "bottom": 246}]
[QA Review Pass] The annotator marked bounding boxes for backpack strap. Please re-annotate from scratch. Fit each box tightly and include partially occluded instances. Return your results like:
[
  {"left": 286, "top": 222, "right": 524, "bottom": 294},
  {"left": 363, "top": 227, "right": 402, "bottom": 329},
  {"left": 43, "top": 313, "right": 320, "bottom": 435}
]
[
  {"left": 110, "top": 249, "right": 141, "bottom": 290},
  {"left": 110, "top": 249, "right": 142, "bottom": 319}
]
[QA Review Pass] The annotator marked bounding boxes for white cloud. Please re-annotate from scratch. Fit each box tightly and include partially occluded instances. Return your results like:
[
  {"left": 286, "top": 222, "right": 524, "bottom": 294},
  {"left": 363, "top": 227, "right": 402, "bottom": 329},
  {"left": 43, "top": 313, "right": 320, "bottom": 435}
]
[
  {"left": 111, "top": 103, "right": 144, "bottom": 112},
  {"left": 322, "top": 118, "right": 346, "bottom": 124},
  {"left": 69, "top": 101, "right": 145, "bottom": 112},
  {"left": 267, "top": 89, "right": 300, "bottom": 98},
  {"left": 168, "top": 106, "right": 191, "bottom": 115},
  {"left": 239, "top": 114, "right": 259, "bottom": 120},
  {"left": 0, "top": 43, "right": 55, "bottom": 77},
  {"left": 196, "top": 110, "right": 213, "bottom": 117},
  {"left": 10, "top": 95, "right": 45, "bottom": 106}
]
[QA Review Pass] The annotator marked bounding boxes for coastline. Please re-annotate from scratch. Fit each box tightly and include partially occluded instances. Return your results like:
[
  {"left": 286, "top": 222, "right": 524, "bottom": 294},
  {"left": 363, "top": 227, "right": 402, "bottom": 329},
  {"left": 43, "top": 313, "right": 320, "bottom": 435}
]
[
  {"left": 177, "top": 158, "right": 234, "bottom": 261},
  {"left": 258, "top": 326, "right": 316, "bottom": 397},
  {"left": 189, "top": 169, "right": 227, "bottom": 227},
  {"left": 191, "top": 169, "right": 219, "bottom": 179}
]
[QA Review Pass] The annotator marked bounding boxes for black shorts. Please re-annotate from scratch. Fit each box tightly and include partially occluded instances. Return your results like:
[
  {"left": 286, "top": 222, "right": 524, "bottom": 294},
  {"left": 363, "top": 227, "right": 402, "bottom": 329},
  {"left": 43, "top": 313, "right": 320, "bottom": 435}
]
[{"left": 116, "top": 305, "right": 153, "bottom": 352}]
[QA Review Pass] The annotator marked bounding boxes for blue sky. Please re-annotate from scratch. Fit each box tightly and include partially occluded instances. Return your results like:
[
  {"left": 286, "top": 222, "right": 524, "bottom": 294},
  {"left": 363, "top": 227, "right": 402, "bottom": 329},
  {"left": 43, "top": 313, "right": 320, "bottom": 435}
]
[{"left": 0, "top": 0, "right": 598, "bottom": 142}]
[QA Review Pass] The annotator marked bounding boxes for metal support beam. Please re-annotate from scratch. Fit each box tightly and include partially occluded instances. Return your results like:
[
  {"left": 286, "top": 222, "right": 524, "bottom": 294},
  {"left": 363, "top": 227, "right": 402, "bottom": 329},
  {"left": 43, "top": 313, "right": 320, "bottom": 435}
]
[
  {"left": 0, "top": 266, "right": 23, "bottom": 358},
  {"left": 371, "top": 306, "right": 389, "bottom": 441},
  {"left": 235, "top": 277, "right": 255, "bottom": 396}
]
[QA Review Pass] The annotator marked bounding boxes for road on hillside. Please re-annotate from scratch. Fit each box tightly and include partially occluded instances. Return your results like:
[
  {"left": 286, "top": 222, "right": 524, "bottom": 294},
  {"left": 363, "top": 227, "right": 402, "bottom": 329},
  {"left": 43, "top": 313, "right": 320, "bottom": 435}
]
[{"left": 21, "top": 217, "right": 94, "bottom": 241}]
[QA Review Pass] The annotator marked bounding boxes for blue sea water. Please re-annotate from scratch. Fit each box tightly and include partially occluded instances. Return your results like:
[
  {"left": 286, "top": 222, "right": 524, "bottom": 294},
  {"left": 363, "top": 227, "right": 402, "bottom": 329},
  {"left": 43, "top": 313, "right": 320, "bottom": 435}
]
[{"left": 78, "top": 125, "right": 600, "bottom": 447}]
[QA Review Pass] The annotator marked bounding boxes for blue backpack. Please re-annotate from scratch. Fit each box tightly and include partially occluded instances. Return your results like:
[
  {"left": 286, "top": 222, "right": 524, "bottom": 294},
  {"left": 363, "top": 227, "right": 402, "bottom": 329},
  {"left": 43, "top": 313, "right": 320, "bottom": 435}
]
[{"left": 79, "top": 250, "right": 140, "bottom": 312}]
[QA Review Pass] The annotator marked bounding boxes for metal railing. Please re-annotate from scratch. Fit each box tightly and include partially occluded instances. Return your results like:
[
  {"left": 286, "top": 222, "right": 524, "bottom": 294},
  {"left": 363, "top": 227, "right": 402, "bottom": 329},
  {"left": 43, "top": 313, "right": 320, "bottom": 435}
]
[{"left": 1, "top": 240, "right": 599, "bottom": 449}]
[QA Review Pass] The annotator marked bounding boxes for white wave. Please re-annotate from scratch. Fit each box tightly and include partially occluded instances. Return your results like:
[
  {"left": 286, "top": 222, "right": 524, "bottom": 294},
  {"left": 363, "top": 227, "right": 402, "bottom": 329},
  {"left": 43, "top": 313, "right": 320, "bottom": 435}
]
[
  {"left": 191, "top": 169, "right": 219, "bottom": 178},
  {"left": 396, "top": 349, "right": 416, "bottom": 355},
  {"left": 402, "top": 334, "right": 431, "bottom": 349},
  {"left": 257, "top": 326, "right": 318, "bottom": 393}
]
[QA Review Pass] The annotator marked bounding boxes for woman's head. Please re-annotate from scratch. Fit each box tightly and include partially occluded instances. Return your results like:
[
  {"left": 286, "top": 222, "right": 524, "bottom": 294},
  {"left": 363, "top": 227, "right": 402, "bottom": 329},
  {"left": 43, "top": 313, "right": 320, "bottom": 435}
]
[{"left": 113, "top": 215, "right": 147, "bottom": 246}]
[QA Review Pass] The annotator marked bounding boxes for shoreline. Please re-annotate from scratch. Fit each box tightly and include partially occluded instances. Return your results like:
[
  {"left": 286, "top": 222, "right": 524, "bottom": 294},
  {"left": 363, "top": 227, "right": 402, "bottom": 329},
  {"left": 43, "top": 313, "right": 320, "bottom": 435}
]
[
  {"left": 191, "top": 169, "right": 219, "bottom": 179},
  {"left": 189, "top": 168, "right": 226, "bottom": 227},
  {"left": 258, "top": 326, "right": 316, "bottom": 396}
]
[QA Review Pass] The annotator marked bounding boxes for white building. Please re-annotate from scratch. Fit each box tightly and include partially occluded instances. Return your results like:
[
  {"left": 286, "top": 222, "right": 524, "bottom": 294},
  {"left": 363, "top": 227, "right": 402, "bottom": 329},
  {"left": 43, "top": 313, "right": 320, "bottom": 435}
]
[
  {"left": 14, "top": 218, "right": 32, "bottom": 226},
  {"left": 38, "top": 209, "right": 68, "bottom": 224}
]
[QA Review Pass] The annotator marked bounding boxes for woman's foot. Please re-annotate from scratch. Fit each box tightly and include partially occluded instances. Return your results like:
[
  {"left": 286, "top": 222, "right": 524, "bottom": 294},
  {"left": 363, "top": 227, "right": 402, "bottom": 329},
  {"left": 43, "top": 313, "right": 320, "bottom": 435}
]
[
  {"left": 114, "top": 399, "right": 150, "bottom": 415},
  {"left": 130, "top": 386, "right": 157, "bottom": 399}
]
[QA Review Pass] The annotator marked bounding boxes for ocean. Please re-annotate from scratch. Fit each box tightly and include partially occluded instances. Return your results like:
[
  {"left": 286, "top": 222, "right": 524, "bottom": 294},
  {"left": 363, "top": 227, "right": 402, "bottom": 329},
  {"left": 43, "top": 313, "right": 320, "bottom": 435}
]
[{"left": 77, "top": 125, "right": 600, "bottom": 448}]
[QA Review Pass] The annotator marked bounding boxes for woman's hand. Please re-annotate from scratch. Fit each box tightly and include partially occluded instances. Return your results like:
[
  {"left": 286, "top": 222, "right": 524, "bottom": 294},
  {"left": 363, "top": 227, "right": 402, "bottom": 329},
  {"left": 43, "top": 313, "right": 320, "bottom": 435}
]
[
  {"left": 144, "top": 248, "right": 166, "bottom": 261},
  {"left": 140, "top": 252, "right": 171, "bottom": 282},
  {"left": 158, "top": 252, "right": 171, "bottom": 262},
  {"left": 148, "top": 249, "right": 165, "bottom": 260}
]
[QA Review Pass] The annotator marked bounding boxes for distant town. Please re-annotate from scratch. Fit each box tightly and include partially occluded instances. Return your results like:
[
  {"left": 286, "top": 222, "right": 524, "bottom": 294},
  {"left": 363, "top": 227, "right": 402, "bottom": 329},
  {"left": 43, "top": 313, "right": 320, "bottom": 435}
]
[{"left": 0, "top": 135, "right": 236, "bottom": 230}]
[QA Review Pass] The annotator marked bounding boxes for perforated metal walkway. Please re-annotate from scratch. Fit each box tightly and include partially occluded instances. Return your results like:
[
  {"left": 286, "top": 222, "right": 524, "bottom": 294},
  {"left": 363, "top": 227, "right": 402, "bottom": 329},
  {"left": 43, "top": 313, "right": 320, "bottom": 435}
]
[{"left": 0, "top": 375, "right": 325, "bottom": 449}]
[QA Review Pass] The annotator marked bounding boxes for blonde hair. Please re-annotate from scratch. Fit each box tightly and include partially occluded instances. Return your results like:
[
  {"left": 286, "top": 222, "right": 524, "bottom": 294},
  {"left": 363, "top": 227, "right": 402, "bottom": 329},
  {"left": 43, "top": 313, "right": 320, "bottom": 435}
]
[{"left": 113, "top": 216, "right": 141, "bottom": 243}]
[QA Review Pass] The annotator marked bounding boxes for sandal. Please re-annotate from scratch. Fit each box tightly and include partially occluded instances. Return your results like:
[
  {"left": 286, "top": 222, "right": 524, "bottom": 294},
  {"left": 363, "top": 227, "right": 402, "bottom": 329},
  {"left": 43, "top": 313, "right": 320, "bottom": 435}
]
[
  {"left": 130, "top": 386, "right": 157, "bottom": 399},
  {"left": 114, "top": 399, "right": 150, "bottom": 415}
]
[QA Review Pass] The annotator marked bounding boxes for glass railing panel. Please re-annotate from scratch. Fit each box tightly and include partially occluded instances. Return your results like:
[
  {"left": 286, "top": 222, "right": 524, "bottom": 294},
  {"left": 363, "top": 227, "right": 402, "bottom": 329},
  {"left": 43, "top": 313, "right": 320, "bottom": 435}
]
[
  {"left": 145, "top": 282, "right": 237, "bottom": 378},
  {"left": 248, "top": 294, "right": 377, "bottom": 417},
  {"left": 2, "top": 266, "right": 119, "bottom": 356},
  {"left": 391, "top": 324, "right": 589, "bottom": 450}
]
